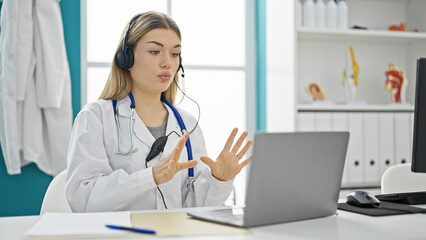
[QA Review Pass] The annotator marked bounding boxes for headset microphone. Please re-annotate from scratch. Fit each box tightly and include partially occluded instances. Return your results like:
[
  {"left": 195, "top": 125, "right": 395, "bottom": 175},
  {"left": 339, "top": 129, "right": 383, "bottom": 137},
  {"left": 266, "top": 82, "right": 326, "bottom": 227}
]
[{"left": 178, "top": 54, "right": 185, "bottom": 78}]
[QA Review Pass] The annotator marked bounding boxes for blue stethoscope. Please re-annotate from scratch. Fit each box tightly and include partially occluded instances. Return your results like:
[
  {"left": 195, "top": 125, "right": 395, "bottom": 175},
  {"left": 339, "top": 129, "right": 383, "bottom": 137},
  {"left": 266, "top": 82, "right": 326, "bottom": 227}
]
[{"left": 112, "top": 92, "right": 194, "bottom": 178}]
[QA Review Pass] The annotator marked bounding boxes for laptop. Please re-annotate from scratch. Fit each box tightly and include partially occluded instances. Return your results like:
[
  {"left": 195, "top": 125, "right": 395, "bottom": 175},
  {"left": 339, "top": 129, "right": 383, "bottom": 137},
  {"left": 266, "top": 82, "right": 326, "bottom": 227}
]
[{"left": 188, "top": 132, "right": 349, "bottom": 228}]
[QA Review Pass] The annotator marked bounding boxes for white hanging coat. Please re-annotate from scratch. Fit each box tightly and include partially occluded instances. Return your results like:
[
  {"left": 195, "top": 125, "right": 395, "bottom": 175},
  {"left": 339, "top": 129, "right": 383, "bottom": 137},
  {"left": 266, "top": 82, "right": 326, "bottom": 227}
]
[
  {"left": 66, "top": 98, "right": 233, "bottom": 212},
  {"left": 0, "top": 0, "right": 72, "bottom": 175}
]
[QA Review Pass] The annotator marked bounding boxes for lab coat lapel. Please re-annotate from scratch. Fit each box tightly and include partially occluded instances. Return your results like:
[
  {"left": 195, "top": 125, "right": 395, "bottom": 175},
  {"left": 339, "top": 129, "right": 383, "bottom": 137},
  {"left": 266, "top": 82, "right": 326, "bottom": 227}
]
[{"left": 116, "top": 98, "right": 155, "bottom": 148}]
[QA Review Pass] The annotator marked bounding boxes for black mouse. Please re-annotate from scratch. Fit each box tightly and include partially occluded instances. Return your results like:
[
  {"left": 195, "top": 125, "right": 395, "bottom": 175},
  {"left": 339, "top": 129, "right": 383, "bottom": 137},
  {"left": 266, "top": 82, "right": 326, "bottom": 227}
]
[{"left": 346, "top": 190, "right": 380, "bottom": 208}]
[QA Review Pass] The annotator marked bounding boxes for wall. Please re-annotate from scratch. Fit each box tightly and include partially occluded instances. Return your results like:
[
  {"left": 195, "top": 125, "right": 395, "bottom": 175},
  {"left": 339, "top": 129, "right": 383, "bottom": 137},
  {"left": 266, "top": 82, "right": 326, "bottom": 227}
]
[
  {"left": 0, "top": 0, "right": 80, "bottom": 217},
  {"left": 266, "top": 0, "right": 296, "bottom": 132}
]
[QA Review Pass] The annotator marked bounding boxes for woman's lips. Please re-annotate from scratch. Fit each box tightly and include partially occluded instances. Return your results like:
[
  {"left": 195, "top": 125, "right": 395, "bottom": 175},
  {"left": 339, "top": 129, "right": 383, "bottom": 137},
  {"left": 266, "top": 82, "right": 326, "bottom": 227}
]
[{"left": 158, "top": 72, "right": 171, "bottom": 81}]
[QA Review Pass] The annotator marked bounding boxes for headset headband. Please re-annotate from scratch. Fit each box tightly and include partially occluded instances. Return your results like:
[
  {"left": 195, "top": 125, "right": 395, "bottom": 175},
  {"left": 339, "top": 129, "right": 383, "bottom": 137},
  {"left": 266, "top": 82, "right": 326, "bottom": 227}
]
[{"left": 122, "top": 14, "right": 142, "bottom": 52}]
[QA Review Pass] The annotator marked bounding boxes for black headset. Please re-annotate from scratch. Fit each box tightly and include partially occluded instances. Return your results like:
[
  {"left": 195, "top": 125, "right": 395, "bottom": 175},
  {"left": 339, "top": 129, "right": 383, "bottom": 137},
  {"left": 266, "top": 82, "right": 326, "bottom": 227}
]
[{"left": 115, "top": 13, "right": 185, "bottom": 77}]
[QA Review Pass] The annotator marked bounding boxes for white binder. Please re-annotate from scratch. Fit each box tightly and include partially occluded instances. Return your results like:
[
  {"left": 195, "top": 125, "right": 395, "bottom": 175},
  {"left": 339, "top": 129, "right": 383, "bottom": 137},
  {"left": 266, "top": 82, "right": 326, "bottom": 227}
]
[
  {"left": 347, "top": 113, "right": 364, "bottom": 185},
  {"left": 378, "top": 113, "right": 395, "bottom": 177},
  {"left": 315, "top": 112, "right": 332, "bottom": 131},
  {"left": 394, "top": 113, "right": 411, "bottom": 164},
  {"left": 297, "top": 112, "right": 315, "bottom": 131},
  {"left": 332, "top": 112, "right": 349, "bottom": 186},
  {"left": 363, "top": 113, "right": 380, "bottom": 184}
]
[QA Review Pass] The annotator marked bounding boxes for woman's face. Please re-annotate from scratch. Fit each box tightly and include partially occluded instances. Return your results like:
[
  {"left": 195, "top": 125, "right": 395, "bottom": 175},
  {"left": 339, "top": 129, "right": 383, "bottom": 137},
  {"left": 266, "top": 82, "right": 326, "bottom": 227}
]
[{"left": 129, "top": 28, "right": 181, "bottom": 95}]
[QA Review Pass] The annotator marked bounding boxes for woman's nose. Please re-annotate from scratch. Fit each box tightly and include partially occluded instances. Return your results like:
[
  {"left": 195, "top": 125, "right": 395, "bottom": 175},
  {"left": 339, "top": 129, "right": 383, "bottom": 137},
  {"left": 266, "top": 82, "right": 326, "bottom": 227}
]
[{"left": 160, "top": 53, "right": 171, "bottom": 69}]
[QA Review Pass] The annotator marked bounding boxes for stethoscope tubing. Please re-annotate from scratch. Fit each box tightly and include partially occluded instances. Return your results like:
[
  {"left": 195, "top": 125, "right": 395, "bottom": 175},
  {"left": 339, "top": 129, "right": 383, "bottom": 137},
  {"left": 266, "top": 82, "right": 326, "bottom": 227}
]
[{"left": 161, "top": 96, "right": 194, "bottom": 178}]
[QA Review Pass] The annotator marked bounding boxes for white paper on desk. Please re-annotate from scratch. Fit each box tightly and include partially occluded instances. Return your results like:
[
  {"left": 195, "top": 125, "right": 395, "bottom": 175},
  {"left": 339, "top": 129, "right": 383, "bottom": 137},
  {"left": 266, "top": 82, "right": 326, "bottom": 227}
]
[{"left": 26, "top": 211, "right": 132, "bottom": 237}]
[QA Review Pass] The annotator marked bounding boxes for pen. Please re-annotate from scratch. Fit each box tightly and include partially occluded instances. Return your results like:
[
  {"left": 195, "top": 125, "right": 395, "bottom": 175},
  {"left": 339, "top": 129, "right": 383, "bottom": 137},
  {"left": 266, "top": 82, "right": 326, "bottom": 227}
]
[{"left": 105, "top": 224, "right": 156, "bottom": 235}]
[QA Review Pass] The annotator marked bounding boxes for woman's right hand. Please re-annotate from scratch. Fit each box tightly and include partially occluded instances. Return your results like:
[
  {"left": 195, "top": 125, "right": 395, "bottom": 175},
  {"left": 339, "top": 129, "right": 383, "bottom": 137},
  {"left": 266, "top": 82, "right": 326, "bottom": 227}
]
[{"left": 152, "top": 132, "right": 197, "bottom": 185}]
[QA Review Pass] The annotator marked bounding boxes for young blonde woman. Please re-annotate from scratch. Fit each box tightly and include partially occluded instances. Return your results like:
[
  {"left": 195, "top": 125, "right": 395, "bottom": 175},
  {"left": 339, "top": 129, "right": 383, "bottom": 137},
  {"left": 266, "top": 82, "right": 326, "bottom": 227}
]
[{"left": 66, "top": 11, "right": 252, "bottom": 212}]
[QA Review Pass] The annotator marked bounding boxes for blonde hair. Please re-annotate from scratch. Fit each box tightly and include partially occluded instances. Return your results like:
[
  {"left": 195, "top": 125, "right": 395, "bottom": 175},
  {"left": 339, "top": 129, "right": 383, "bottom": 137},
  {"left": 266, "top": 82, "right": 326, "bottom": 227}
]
[{"left": 99, "top": 11, "right": 182, "bottom": 104}]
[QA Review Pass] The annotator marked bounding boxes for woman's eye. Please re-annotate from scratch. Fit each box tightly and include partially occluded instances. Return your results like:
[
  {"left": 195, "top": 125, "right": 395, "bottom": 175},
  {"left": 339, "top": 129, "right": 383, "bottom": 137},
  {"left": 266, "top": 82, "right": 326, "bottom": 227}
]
[
  {"left": 149, "top": 51, "right": 160, "bottom": 55},
  {"left": 171, "top": 52, "right": 180, "bottom": 57}
]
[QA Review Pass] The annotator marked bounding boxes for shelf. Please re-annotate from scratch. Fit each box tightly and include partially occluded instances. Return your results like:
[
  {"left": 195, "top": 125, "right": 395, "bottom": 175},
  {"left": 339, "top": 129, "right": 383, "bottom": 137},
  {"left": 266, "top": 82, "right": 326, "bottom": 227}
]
[
  {"left": 298, "top": 103, "right": 414, "bottom": 112},
  {"left": 298, "top": 28, "right": 426, "bottom": 42}
]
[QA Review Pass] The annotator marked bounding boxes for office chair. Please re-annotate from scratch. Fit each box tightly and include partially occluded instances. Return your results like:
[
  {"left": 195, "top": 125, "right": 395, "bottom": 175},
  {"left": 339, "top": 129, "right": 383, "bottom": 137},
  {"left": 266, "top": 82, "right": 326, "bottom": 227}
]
[
  {"left": 40, "top": 169, "right": 72, "bottom": 214},
  {"left": 381, "top": 163, "right": 426, "bottom": 194}
]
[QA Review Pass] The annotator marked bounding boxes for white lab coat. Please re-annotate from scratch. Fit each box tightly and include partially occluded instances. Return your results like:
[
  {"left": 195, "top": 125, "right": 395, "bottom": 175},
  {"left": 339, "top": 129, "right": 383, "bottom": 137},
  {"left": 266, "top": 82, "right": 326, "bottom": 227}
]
[
  {"left": 0, "top": 0, "right": 72, "bottom": 175},
  {"left": 66, "top": 97, "right": 233, "bottom": 212}
]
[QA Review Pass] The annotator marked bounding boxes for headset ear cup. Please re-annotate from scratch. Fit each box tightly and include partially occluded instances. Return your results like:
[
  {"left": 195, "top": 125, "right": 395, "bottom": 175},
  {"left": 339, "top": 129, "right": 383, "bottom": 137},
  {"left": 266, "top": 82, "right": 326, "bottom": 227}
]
[
  {"left": 125, "top": 49, "right": 134, "bottom": 69},
  {"left": 115, "top": 50, "right": 127, "bottom": 69},
  {"left": 115, "top": 48, "right": 134, "bottom": 70}
]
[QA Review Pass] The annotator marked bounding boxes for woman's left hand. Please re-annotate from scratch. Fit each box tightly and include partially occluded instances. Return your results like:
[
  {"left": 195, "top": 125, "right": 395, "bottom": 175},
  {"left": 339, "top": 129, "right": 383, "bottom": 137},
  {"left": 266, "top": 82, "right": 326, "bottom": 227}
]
[{"left": 200, "top": 128, "right": 253, "bottom": 181}]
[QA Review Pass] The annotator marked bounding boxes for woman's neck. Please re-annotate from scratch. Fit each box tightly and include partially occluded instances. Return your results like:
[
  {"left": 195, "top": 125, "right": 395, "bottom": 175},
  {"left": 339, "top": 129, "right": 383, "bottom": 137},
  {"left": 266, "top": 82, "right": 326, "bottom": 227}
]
[{"left": 131, "top": 89, "right": 167, "bottom": 127}]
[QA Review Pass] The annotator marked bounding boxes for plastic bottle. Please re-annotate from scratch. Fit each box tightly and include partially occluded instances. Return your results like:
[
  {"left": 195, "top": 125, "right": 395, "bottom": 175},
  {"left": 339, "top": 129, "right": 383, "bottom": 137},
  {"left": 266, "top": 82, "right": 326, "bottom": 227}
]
[
  {"left": 296, "top": 0, "right": 303, "bottom": 28},
  {"left": 303, "top": 0, "right": 316, "bottom": 28},
  {"left": 337, "top": 0, "right": 348, "bottom": 29},
  {"left": 315, "top": 0, "right": 326, "bottom": 28},
  {"left": 326, "top": 0, "right": 337, "bottom": 29}
]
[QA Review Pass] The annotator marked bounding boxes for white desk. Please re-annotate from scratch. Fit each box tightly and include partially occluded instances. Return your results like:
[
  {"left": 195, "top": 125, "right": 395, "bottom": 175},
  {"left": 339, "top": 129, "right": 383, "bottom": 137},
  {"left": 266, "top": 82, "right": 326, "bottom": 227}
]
[{"left": 1, "top": 206, "right": 426, "bottom": 240}]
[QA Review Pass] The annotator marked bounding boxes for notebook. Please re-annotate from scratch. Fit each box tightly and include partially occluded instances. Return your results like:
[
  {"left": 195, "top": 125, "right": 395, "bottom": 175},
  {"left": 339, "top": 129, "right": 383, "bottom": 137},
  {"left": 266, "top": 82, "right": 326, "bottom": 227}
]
[{"left": 188, "top": 132, "right": 349, "bottom": 228}]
